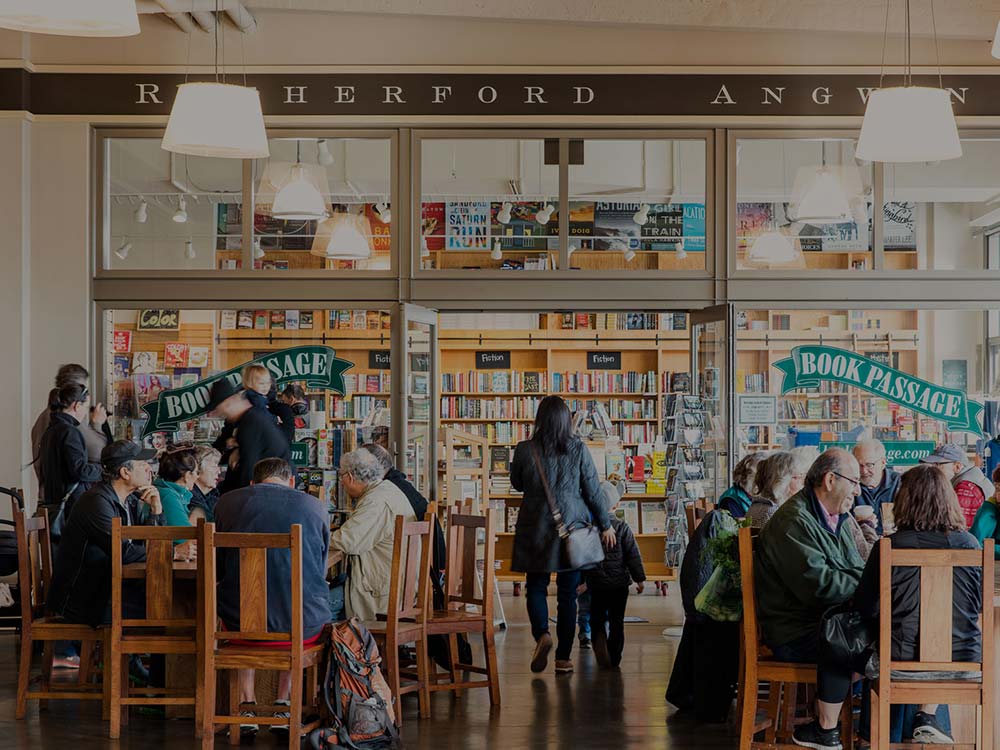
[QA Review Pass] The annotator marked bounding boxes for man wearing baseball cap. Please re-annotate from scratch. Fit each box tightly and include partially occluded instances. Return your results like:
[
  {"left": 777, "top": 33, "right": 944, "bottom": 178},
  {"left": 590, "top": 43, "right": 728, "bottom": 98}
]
[
  {"left": 920, "top": 444, "right": 994, "bottom": 528},
  {"left": 47, "top": 440, "right": 163, "bottom": 627}
]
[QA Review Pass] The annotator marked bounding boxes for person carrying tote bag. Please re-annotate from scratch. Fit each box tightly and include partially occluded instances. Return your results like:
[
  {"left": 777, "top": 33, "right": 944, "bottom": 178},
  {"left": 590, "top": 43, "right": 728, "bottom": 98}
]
[{"left": 510, "top": 395, "right": 615, "bottom": 675}]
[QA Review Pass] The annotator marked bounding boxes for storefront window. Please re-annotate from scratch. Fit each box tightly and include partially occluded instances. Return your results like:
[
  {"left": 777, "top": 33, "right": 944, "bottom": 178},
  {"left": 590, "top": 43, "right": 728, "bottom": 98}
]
[
  {"left": 251, "top": 137, "right": 393, "bottom": 271},
  {"left": 736, "top": 138, "right": 874, "bottom": 271},
  {"left": 567, "top": 139, "right": 707, "bottom": 271},
  {"left": 419, "top": 138, "right": 559, "bottom": 270},
  {"left": 103, "top": 307, "right": 393, "bottom": 503},
  {"left": 105, "top": 138, "right": 243, "bottom": 270}
]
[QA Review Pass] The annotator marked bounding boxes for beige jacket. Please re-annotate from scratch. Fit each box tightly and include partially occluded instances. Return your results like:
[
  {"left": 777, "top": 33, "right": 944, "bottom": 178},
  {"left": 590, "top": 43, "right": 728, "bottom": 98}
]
[{"left": 331, "top": 479, "right": 415, "bottom": 621}]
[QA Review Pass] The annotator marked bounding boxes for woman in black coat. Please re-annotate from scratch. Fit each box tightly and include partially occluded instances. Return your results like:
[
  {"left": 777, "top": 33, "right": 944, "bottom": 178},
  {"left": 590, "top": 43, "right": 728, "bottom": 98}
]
[{"left": 510, "top": 395, "right": 614, "bottom": 674}]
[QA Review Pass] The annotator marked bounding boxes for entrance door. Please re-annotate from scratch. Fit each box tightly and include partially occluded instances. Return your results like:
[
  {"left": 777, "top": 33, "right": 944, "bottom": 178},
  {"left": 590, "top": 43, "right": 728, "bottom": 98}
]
[
  {"left": 393, "top": 304, "right": 438, "bottom": 500},
  {"left": 690, "top": 305, "right": 733, "bottom": 507}
]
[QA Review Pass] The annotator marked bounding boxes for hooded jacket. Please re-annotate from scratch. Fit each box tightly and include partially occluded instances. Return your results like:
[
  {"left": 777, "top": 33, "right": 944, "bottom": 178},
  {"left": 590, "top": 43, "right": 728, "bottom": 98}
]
[
  {"left": 717, "top": 485, "right": 753, "bottom": 518},
  {"left": 854, "top": 466, "right": 901, "bottom": 534},
  {"left": 953, "top": 465, "right": 994, "bottom": 529},
  {"left": 37, "top": 412, "right": 102, "bottom": 516},
  {"left": 970, "top": 497, "right": 1000, "bottom": 559}
]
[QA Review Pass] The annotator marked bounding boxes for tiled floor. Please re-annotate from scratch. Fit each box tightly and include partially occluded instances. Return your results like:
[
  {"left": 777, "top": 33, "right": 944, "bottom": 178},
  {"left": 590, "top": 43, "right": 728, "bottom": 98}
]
[{"left": 1, "top": 587, "right": 738, "bottom": 749}]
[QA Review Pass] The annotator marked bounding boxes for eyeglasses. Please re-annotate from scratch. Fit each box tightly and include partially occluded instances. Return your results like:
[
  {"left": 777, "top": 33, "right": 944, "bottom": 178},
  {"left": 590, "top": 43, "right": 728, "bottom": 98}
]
[
  {"left": 859, "top": 461, "right": 882, "bottom": 472},
  {"left": 832, "top": 471, "right": 862, "bottom": 488}
]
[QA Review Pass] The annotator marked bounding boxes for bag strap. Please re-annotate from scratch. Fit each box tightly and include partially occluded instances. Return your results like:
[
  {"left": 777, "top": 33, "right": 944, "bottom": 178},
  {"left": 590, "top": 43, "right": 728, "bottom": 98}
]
[{"left": 530, "top": 442, "right": 569, "bottom": 540}]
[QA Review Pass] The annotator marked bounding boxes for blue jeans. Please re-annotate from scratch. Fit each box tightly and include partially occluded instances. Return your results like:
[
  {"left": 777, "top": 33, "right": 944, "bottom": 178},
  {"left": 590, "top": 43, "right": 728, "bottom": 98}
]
[
  {"left": 525, "top": 571, "right": 580, "bottom": 661},
  {"left": 577, "top": 590, "right": 591, "bottom": 638}
]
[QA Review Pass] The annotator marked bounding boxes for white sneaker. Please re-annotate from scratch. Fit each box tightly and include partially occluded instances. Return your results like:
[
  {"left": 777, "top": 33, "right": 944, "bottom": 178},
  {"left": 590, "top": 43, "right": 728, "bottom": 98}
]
[
  {"left": 271, "top": 699, "right": 290, "bottom": 736},
  {"left": 239, "top": 703, "right": 258, "bottom": 736}
]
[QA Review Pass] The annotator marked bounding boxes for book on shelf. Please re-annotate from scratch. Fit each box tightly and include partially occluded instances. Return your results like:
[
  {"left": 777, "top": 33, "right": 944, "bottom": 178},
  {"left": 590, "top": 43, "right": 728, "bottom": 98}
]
[
  {"left": 254, "top": 310, "right": 268, "bottom": 329},
  {"left": 285, "top": 309, "right": 300, "bottom": 330},
  {"left": 640, "top": 503, "right": 667, "bottom": 534},
  {"left": 490, "top": 446, "right": 511, "bottom": 473},
  {"left": 626, "top": 454, "right": 645, "bottom": 482},
  {"left": 299, "top": 311, "right": 314, "bottom": 329},
  {"left": 506, "top": 504, "right": 520, "bottom": 533},
  {"left": 645, "top": 478, "right": 666, "bottom": 495},
  {"left": 220, "top": 310, "right": 237, "bottom": 330},
  {"left": 270, "top": 310, "right": 286, "bottom": 329},
  {"left": 615, "top": 500, "right": 640, "bottom": 530},
  {"left": 236, "top": 310, "right": 254, "bottom": 329},
  {"left": 605, "top": 442, "right": 626, "bottom": 483}
]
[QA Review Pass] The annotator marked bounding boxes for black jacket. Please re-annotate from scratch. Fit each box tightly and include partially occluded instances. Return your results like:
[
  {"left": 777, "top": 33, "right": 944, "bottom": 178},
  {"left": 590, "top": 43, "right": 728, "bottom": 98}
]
[
  {"left": 47, "top": 481, "right": 164, "bottom": 627},
  {"left": 188, "top": 484, "right": 220, "bottom": 523},
  {"left": 510, "top": 437, "right": 610, "bottom": 573},
  {"left": 385, "top": 467, "right": 447, "bottom": 576},
  {"left": 268, "top": 400, "right": 297, "bottom": 446},
  {"left": 853, "top": 528, "right": 983, "bottom": 662},
  {"left": 679, "top": 509, "right": 738, "bottom": 620},
  {"left": 585, "top": 517, "right": 645, "bottom": 591},
  {"left": 220, "top": 404, "right": 292, "bottom": 493},
  {"left": 38, "top": 412, "right": 102, "bottom": 515},
  {"left": 854, "top": 467, "right": 901, "bottom": 535}
]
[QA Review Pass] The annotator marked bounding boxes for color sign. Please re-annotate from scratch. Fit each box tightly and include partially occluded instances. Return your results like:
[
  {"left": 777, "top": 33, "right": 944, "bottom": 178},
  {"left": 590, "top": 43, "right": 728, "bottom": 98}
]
[
  {"left": 136, "top": 309, "right": 180, "bottom": 331},
  {"left": 818, "top": 441, "right": 935, "bottom": 467},
  {"left": 587, "top": 351, "right": 622, "bottom": 370},
  {"left": 140, "top": 345, "right": 353, "bottom": 437},
  {"left": 773, "top": 345, "right": 984, "bottom": 436},
  {"left": 476, "top": 351, "right": 511, "bottom": 369}
]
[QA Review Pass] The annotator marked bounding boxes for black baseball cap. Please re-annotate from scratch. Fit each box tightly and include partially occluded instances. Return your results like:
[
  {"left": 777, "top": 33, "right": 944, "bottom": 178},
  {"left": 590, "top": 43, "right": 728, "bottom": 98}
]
[
  {"left": 101, "top": 440, "right": 156, "bottom": 470},
  {"left": 205, "top": 378, "right": 241, "bottom": 412}
]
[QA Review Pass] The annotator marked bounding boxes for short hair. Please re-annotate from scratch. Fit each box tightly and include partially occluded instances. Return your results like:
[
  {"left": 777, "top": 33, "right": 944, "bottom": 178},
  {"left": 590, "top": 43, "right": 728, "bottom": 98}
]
[
  {"left": 893, "top": 464, "right": 967, "bottom": 532},
  {"left": 253, "top": 457, "right": 295, "bottom": 484},
  {"left": 789, "top": 446, "right": 818, "bottom": 475},
  {"left": 853, "top": 438, "right": 886, "bottom": 461},
  {"left": 281, "top": 383, "right": 306, "bottom": 401},
  {"left": 732, "top": 452, "right": 766, "bottom": 493},
  {"left": 192, "top": 444, "right": 221, "bottom": 470},
  {"left": 242, "top": 364, "right": 272, "bottom": 391},
  {"left": 158, "top": 448, "right": 198, "bottom": 482},
  {"left": 805, "top": 447, "right": 853, "bottom": 490},
  {"left": 55, "top": 363, "right": 89, "bottom": 388},
  {"left": 102, "top": 459, "right": 135, "bottom": 484},
  {"left": 361, "top": 443, "right": 394, "bottom": 476},
  {"left": 993, "top": 465, "right": 1000, "bottom": 485},
  {"left": 339, "top": 448, "right": 385, "bottom": 486},
  {"left": 754, "top": 451, "right": 798, "bottom": 502}
]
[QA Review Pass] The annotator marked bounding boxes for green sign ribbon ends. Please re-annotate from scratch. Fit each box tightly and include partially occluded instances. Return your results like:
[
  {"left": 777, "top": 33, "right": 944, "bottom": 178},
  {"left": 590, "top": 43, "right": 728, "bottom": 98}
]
[
  {"left": 140, "top": 345, "right": 353, "bottom": 438},
  {"left": 773, "top": 345, "right": 984, "bottom": 437}
]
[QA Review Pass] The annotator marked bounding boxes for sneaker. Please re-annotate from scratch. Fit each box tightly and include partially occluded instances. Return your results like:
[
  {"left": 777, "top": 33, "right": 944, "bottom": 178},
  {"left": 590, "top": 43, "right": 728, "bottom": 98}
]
[
  {"left": 530, "top": 632, "right": 553, "bottom": 673},
  {"left": 591, "top": 629, "right": 611, "bottom": 669},
  {"left": 270, "top": 699, "right": 290, "bottom": 737},
  {"left": 554, "top": 659, "right": 574, "bottom": 674},
  {"left": 578, "top": 636, "right": 591, "bottom": 649},
  {"left": 792, "top": 719, "right": 842, "bottom": 750},
  {"left": 911, "top": 711, "right": 953, "bottom": 744},
  {"left": 52, "top": 655, "right": 80, "bottom": 670},
  {"left": 239, "top": 702, "right": 258, "bottom": 736}
]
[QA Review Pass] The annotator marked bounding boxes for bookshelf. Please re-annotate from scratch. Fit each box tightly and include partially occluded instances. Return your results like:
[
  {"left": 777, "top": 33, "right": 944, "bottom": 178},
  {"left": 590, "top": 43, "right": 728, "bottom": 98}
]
[{"left": 436, "top": 427, "right": 490, "bottom": 508}]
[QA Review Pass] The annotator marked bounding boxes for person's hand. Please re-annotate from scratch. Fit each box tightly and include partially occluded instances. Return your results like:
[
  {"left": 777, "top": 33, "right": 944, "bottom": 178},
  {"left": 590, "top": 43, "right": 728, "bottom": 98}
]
[
  {"left": 136, "top": 485, "right": 162, "bottom": 515},
  {"left": 576, "top": 583, "right": 587, "bottom": 596},
  {"left": 635, "top": 581, "right": 645, "bottom": 595},
  {"left": 173, "top": 540, "right": 197, "bottom": 561},
  {"left": 90, "top": 402, "right": 108, "bottom": 427},
  {"left": 228, "top": 449, "right": 239, "bottom": 470},
  {"left": 601, "top": 527, "right": 617, "bottom": 549}
]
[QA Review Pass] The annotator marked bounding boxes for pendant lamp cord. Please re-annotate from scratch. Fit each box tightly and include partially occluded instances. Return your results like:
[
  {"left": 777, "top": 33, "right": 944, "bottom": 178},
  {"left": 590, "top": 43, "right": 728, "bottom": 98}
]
[
  {"left": 930, "top": 0, "right": 943, "bottom": 90},
  {"left": 905, "top": 0, "right": 911, "bottom": 86},
  {"left": 878, "top": 0, "right": 890, "bottom": 89},
  {"left": 214, "top": 0, "right": 221, "bottom": 84}
]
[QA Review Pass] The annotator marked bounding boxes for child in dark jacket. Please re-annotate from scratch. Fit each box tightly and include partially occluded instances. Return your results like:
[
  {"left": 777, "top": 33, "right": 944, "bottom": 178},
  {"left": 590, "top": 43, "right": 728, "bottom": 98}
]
[{"left": 584, "top": 480, "right": 646, "bottom": 669}]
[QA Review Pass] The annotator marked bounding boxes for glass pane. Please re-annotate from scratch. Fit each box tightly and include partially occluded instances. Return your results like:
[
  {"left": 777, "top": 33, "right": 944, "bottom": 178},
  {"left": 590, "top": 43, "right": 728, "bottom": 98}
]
[
  {"left": 567, "top": 139, "right": 707, "bottom": 271},
  {"left": 692, "top": 315, "right": 728, "bottom": 505},
  {"left": 406, "top": 317, "right": 433, "bottom": 494},
  {"left": 736, "top": 138, "right": 874, "bottom": 271},
  {"left": 251, "top": 137, "right": 392, "bottom": 271},
  {"left": 420, "top": 139, "right": 558, "bottom": 271},
  {"left": 106, "top": 138, "right": 243, "bottom": 270},
  {"left": 103, "top": 307, "right": 393, "bottom": 508},
  {"left": 883, "top": 139, "right": 1000, "bottom": 271}
]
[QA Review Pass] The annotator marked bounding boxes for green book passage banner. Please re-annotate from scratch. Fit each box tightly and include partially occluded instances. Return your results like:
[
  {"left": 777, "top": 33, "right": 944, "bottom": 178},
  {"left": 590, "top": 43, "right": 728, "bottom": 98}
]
[
  {"left": 818, "top": 441, "right": 935, "bottom": 466},
  {"left": 773, "top": 345, "right": 984, "bottom": 437},
  {"left": 140, "top": 345, "right": 353, "bottom": 438}
]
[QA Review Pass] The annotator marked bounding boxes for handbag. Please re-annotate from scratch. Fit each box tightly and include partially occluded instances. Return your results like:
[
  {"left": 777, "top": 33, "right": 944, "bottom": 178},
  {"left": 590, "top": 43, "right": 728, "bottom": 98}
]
[
  {"left": 530, "top": 443, "right": 605, "bottom": 570},
  {"left": 819, "top": 604, "right": 879, "bottom": 680}
]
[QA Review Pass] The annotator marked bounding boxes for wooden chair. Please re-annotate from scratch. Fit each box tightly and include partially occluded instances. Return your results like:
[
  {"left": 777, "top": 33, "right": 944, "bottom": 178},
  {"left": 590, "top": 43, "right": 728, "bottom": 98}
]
[
  {"left": 13, "top": 498, "right": 105, "bottom": 719},
  {"left": 869, "top": 538, "right": 995, "bottom": 750},
  {"left": 738, "top": 526, "right": 854, "bottom": 750},
  {"left": 200, "top": 522, "right": 326, "bottom": 750},
  {"left": 108, "top": 518, "right": 199, "bottom": 738},
  {"left": 685, "top": 498, "right": 711, "bottom": 540},
  {"left": 425, "top": 507, "right": 501, "bottom": 706},
  {"left": 366, "top": 510, "right": 435, "bottom": 724}
]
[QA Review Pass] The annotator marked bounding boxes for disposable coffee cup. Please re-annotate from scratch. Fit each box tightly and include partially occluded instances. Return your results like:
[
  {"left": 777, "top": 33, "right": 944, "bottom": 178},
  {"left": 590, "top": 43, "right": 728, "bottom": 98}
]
[{"left": 853, "top": 505, "right": 875, "bottom": 522}]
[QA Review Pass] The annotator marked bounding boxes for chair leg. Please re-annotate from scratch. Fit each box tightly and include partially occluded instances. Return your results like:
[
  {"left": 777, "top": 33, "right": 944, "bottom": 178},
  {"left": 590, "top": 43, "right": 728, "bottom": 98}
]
[
  {"left": 869, "top": 686, "right": 880, "bottom": 750},
  {"left": 102, "top": 632, "right": 111, "bottom": 722},
  {"left": 447, "top": 634, "right": 462, "bottom": 698},
  {"left": 289, "top": 667, "right": 304, "bottom": 750},
  {"left": 415, "top": 633, "right": 431, "bottom": 719},
  {"left": 779, "top": 682, "right": 798, "bottom": 741},
  {"left": 384, "top": 638, "right": 402, "bottom": 727},
  {"left": 482, "top": 627, "right": 501, "bottom": 707},
  {"left": 78, "top": 640, "right": 94, "bottom": 686},
  {"left": 109, "top": 643, "right": 122, "bottom": 738},
  {"left": 228, "top": 670, "right": 241, "bottom": 746},
  {"left": 876, "top": 685, "right": 890, "bottom": 750},
  {"left": 39, "top": 641, "right": 54, "bottom": 711},
  {"left": 119, "top": 652, "right": 130, "bottom": 729},
  {"left": 739, "top": 666, "right": 758, "bottom": 750},
  {"left": 762, "top": 682, "right": 781, "bottom": 743},
  {"left": 840, "top": 697, "right": 854, "bottom": 750},
  {"left": 201, "top": 662, "right": 217, "bottom": 750},
  {"left": 15, "top": 633, "right": 32, "bottom": 719}
]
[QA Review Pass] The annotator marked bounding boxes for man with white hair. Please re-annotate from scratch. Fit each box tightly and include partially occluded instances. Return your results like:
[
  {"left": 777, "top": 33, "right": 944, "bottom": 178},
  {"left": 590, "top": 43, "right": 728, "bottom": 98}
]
[
  {"left": 852, "top": 438, "right": 900, "bottom": 534},
  {"left": 331, "top": 448, "right": 416, "bottom": 620}
]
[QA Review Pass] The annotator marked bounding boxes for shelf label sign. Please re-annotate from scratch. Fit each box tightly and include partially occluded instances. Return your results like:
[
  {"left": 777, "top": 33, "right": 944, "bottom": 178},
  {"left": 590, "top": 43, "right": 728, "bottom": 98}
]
[
  {"left": 369, "top": 350, "right": 391, "bottom": 369},
  {"left": 773, "top": 345, "right": 984, "bottom": 436},
  {"left": 818, "top": 440, "right": 935, "bottom": 466},
  {"left": 738, "top": 394, "right": 777, "bottom": 426},
  {"left": 476, "top": 351, "right": 511, "bottom": 369},
  {"left": 290, "top": 442, "right": 310, "bottom": 467},
  {"left": 140, "top": 345, "right": 353, "bottom": 438},
  {"left": 587, "top": 351, "right": 621, "bottom": 370}
]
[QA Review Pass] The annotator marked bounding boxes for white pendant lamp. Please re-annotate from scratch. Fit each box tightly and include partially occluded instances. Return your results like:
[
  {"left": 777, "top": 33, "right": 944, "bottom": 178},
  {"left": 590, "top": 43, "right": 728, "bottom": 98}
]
[
  {"left": 856, "top": 0, "right": 961, "bottom": 164},
  {"left": 794, "top": 170, "right": 852, "bottom": 224},
  {"left": 748, "top": 231, "right": 800, "bottom": 264},
  {"left": 161, "top": 4, "right": 268, "bottom": 160},
  {"left": 272, "top": 141, "right": 328, "bottom": 221},
  {"left": 312, "top": 213, "right": 372, "bottom": 259},
  {"left": 0, "top": 0, "right": 139, "bottom": 36}
]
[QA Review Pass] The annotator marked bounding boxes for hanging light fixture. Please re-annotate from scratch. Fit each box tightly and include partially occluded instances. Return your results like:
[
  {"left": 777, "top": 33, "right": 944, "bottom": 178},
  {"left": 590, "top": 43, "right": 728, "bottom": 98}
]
[
  {"left": 253, "top": 237, "right": 265, "bottom": 260},
  {"left": 317, "top": 139, "right": 335, "bottom": 167},
  {"left": 497, "top": 202, "right": 513, "bottom": 225},
  {"left": 791, "top": 142, "right": 852, "bottom": 224},
  {"left": 632, "top": 203, "right": 651, "bottom": 225},
  {"left": 184, "top": 239, "right": 196, "bottom": 260},
  {"left": 491, "top": 239, "right": 503, "bottom": 261},
  {"left": 172, "top": 195, "right": 188, "bottom": 223},
  {"left": 535, "top": 203, "right": 554, "bottom": 224},
  {"left": 420, "top": 236, "right": 431, "bottom": 258},
  {"left": 674, "top": 239, "right": 688, "bottom": 261},
  {"left": 374, "top": 201, "right": 392, "bottom": 224},
  {"left": 311, "top": 212, "right": 372, "bottom": 259},
  {"left": 0, "top": 0, "right": 140, "bottom": 36},
  {"left": 623, "top": 246, "right": 636, "bottom": 262},
  {"left": 114, "top": 238, "right": 133, "bottom": 261},
  {"left": 161, "top": 1, "right": 268, "bottom": 159},
  {"left": 992, "top": 19, "right": 1000, "bottom": 59},
  {"left": 272, "top": 141, "right": 328, "bottom": 221},
  {"left": 748, "top": 231, "right": 799, "bottom": 264},
  {"left": 856, "top": 0, "right": 961, "bottom": 163},
  {"left": 134, "top": 198, "right": 148, "bottom": 224}
]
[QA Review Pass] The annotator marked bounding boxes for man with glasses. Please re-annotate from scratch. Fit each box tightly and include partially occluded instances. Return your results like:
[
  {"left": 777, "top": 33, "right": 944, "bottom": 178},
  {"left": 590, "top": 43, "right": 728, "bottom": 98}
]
[
  {"left": 754, "top": 448, "right": 866, "bottom": 748},
  {"left": 852, "top": 438, "right": 900, "bottom": 535}
]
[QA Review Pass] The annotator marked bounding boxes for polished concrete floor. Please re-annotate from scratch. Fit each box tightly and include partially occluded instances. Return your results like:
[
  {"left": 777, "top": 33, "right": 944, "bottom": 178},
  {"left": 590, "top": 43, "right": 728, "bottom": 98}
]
[{"left": 1, "top": 587, "right": 738, "bottom": 749}]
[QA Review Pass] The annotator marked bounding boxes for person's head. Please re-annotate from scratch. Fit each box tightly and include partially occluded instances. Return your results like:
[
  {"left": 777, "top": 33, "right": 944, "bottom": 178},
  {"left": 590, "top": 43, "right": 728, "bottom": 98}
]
[
  {"left": 919, "top": 443, "right": 969, "bottom": 482},
  {"left": 362, "top": 442, "right": 394, "bottom": 478},
  {"left": 599, "top": 480, "right": 626, "bottom": 514},
  {"left": 242, "top": 364, "right": 272, "bottom": 396},
  {"left": 252, "top": 457, "right": 296, "bottom": 487},
  {"left": 893, "top": 463, "right": 967, "bottom": 532},
  {"left": 853, "top": 439, "right": 888, "bottom": 488},
  {"left": 158, "top": 448, "right": 198, "bottom": 490},
  {"left": 732, "top": 452, "right": 766, "bottom": 494},
  {"left": 193, "top": 445, "right": 222, "bottom": 491},
  {"left": 531, "top": 395, "right": 573, "bottom": 455},
  {"left": 788, "top": 446, "right": 816, "bottom": 496},
  {"left": 206, "top": 378, "right": 249, "bottom": 421},
  {"left": 48, "top": 383, "right": 90, "bottom": 421},
  {"left": 279, "top": 383, "right": 307, "bottom": 405},
  {"left": 100, "top": 440, "right": 156, "bottom": 490},
  {"left": 805, "top": 447, "right": 861, "bottom": 514},
  {"left": 753, "top": 451, "right": 799, "bottom": 504},
  {"left": 371, "top": 425, "right": 390, "bottom": 448},
  {"left": 338, "top": 448, "right": 385, "bottom": 499},
  {"left": 54, "top": 363, "right": 89, "bottom": 389}
]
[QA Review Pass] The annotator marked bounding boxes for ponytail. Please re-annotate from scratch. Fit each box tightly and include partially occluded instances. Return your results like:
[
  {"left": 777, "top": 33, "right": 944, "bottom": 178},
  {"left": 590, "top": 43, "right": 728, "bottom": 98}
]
[{"left": 49, "top": 383, "right": 89, "bottom": 412}]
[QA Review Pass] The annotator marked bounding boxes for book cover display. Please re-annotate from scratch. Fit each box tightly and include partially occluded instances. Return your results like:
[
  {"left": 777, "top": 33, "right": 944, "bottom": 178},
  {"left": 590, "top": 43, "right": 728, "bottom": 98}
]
[{"left": 446, "top": 201, "right": 490, "bottom": 250}]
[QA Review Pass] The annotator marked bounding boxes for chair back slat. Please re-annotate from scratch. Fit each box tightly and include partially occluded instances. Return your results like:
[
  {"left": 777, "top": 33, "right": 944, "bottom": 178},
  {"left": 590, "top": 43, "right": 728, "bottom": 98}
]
[
  {"left": 443, "top": 509, "right": 495, "bottom": 612},
  {"left": 144, "top": 539, "right": 175, "bottom": 621},
  {"left": 12, "top": 500, "right": 56, "bottom": 625},
  {"left": 238, "top": 548, "right": 268, "bottom": 633},
  {"left": 918, "top": 565, "right": 954, "bottom": 663},
  {"left": 386, "top": 507, "right": 434, "bottom": 625},
  {"left": 737, "top": 526, "right": 760, "bottom": 663}
]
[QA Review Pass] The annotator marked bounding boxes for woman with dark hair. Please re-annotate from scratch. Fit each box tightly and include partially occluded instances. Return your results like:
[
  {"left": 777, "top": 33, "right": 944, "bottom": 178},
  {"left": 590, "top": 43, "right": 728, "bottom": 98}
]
[
  {"left": 794, "top": 464, "right": 982, "bottom": 749},
  {"left": 510, "top": 395, "right": 614, "bottom": 675},
  {"left": 147, "top": 449, "right": 198, "bottom": 560},
  {"left": 717, "top": 451, "right": 766, "bottom": 518}
]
